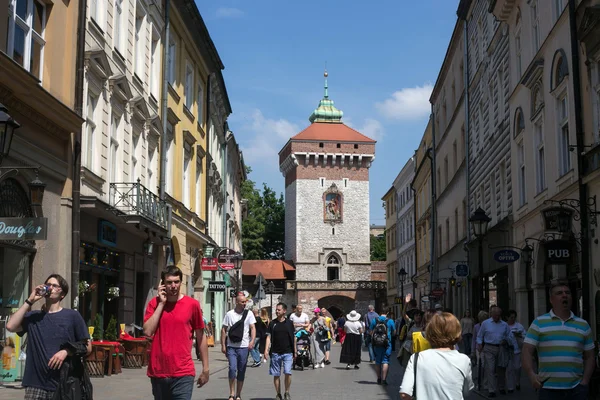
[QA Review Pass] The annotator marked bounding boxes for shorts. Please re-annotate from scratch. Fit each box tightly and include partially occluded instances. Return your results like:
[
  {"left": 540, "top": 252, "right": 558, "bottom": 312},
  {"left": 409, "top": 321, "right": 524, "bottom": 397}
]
[
  {"left": 324, "top": 340, "right": 331, "bottom": 352},
  {"left": 269, "top": 352, "right": 293, "bottom": 376},
  {"left": 24, "top": 388, "right": 54, "bottom": 400},
  {"left": 374, "top": 344, "right": 391, "bottom": 365}
]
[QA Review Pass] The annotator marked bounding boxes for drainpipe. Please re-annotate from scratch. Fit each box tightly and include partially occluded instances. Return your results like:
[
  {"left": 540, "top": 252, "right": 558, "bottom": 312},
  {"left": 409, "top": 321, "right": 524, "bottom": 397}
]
[
  {"left": 458, "top": 6, "right": 472, "bottom": 312},
  {"left": 222, "top": 131, "right": 228, "bottom": 249},
  {"left": 71, "top": 0, "right": 86, "bottom": 309},
  {"left": 568, "top": 0, "right": 590, "bottom": 323},
  {"left": 159, "top": 0, "right": 171, "bottom": 201}
]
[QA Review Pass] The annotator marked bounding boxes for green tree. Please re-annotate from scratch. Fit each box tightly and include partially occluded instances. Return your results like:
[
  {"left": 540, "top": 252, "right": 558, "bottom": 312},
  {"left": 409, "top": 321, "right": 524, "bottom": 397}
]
[
  {"left": 262, "top": 184, "right": 285, "bottom": 259},
  {"left": 241, "top": 167, "right": 265, "bottom": 260},
  {"left": 370, "top": 234, "right": 386, "bottom": 261}
]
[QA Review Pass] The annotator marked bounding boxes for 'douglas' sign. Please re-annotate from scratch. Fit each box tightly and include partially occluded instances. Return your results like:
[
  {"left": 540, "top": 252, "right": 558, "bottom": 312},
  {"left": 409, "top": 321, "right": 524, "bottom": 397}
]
[{"left": 0, "top": 218, "right": 48, "bottom": 240}]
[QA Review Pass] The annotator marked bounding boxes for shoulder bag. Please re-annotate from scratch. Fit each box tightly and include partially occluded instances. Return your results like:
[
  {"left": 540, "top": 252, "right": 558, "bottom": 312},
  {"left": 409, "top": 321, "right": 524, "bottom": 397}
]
[{"left": 228, "top": 309, "right": 249, "bottom": 343}]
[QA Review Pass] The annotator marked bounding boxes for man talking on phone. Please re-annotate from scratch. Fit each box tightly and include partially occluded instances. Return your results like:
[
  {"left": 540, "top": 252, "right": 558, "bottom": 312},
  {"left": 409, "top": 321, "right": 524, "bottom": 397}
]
[{"left": 144, "top": 266, "right": 209, "bottom": 399}]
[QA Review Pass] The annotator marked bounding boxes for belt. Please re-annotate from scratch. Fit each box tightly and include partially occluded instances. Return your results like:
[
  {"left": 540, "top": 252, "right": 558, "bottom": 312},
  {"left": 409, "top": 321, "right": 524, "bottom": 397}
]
[{"left": 484, "top": 343, "right": 500, "bottom": 347}]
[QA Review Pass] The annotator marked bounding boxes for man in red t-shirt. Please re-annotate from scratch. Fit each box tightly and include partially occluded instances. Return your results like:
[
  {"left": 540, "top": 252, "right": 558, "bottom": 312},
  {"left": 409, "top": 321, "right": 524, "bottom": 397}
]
[{"left": 144, "top": 266, "right": 209, "bottom": 399}]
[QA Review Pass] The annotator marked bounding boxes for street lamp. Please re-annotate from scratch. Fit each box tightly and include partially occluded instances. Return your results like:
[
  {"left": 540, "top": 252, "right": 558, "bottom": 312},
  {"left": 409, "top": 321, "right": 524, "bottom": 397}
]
[
  {"left": 0, "top": 103, "right": 20, "bottom": 164},
  {"left": 469, "top": 207, "right": 491, "bottom": 311},
  {"left": 231, "top": 252, "right": 244, "bottom": 294},
  {"left": 521, "top": 243, "right": 534, "bottom": 266},
  {"left": 398, "top": 267, "right": 408, "bottom": 299}
]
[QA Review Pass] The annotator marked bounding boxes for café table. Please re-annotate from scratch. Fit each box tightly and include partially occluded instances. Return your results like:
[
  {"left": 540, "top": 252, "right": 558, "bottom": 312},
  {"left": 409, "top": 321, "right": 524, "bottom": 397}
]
[{"left": 91, "top": 341, "right": 123, "bottom": 376}]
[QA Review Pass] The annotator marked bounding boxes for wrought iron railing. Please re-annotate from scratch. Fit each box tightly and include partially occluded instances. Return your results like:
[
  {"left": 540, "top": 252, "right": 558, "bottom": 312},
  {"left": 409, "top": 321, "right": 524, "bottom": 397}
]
[
  {"left": 286, "top": 280, "right": 387, "bottom": 291},
  {"left": 109, "top": 180, "right": 168, "bottom": 230}
]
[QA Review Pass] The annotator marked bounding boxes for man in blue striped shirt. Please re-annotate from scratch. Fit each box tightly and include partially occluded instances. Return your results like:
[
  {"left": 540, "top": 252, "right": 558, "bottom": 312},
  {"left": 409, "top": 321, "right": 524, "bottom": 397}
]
[{"left": 522, "top": 283, "right": 595, "bottom": 399}]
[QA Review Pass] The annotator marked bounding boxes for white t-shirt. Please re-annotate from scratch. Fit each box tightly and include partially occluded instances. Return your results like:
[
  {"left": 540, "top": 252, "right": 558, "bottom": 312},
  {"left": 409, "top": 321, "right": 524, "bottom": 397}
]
[
  {"left": 344, "top": 320, "right": 362, "bottom": 335},
  {"left": 222, "top": 309, "right": 256, "bottom": 348},
  {"left": 400, "top": 349, "right": 474, "bottom": 400},
  {"left": 289, "top": 312, "right": 309, "bottom": 332}
]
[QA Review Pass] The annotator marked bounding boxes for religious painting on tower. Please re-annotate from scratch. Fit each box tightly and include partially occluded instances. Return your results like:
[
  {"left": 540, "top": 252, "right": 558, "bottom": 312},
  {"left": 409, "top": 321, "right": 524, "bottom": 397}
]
[{"left": 323, "top": 184, "right": 343, "bottom": 222}]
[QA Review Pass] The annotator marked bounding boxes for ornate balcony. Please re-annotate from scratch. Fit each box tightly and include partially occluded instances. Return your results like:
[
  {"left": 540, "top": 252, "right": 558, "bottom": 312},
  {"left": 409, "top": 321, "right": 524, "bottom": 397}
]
[
  {"left": 286, "top": 280, "right": 387, "bottom": 291},
  {"left": 109, "top": 180, "right": 169, "bottom": 230}
]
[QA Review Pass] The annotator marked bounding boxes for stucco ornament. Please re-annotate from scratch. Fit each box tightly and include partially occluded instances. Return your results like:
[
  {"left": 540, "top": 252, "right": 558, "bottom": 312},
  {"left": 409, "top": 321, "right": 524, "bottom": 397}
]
[{"left": 323, "top": 183, "right": 343, "bottom": 223}]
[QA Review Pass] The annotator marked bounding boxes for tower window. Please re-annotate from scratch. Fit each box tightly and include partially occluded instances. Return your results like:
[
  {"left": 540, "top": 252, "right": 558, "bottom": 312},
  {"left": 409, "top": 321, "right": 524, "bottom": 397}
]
[
  {"left": 320, "top": 178, "right": 325, "bottom": 187},
  {"left": 354, "top": 144, "right": 358, "bottom": 149},
  {"left": 343, "top": 178, "right": 348, "bottom": 188},
  {"left": 319, "top": 142, "right": 324, "bottom": 148},
  {"left": 327, "top": 267, "right": 339, "bottom": 281},
  {"left": 332, "top": 227, "right": 335, "bottom": 235},
  {"left": 336, "top": 143, "right": 341, "bottom": 148}
]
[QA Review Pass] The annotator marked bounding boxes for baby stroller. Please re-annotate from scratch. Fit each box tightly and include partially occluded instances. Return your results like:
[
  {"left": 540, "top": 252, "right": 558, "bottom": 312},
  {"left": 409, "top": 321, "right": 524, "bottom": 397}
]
[{"left": 293, "top": 330, "right": 313, "bottom": 371}]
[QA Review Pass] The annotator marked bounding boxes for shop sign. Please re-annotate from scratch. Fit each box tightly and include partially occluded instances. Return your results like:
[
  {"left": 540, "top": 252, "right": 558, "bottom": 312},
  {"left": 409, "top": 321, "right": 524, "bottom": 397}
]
[
  {"left": 394, "top": 297, "right": 403, "bottom": 304},
  {"left": 421, "top": 296, "right": 430, "bottom": 303},
  {"left": 455, "top": 264, "right": 469, "bottom": 277},
  {"left": 0, "top": 217, "right": 47, "bottom": 240},
  {"left": 208, "top": 281, "right": 226, "bottom": 292},
  {"left": 493, "top": 249, "right": 520, "bottom": 264},
  {"left": 97, "top": 220, "right": 117, "bottom": 247},
  {"left": 545, "top": 240, "right": 574, "bottom": 263},
  {"left": 217, "top": 248, "right": 237, "bottom": 270},
  {"left": 201, "top": 257, "right": 219, "bottom": 271},
  {"left": 431, "top": 287, "right": 444, "bottom": 297},
  {"left": 542, "top": 207, "right": 573, "bottom": 232},
  {"left": 0, "top": 331, "right": 21, "bottom": 382}
]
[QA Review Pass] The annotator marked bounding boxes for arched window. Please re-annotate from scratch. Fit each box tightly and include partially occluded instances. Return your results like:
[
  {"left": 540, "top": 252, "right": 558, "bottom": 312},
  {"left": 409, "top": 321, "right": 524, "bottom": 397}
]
[
  {"left": 326, "top": 254, "right": 340, "bottom": 280},
  {"left": 514, "top": 107, "right": 525, "bottom": 138},
  {"left": 551, "top": 49, "right": 569, "bottom": 90}
]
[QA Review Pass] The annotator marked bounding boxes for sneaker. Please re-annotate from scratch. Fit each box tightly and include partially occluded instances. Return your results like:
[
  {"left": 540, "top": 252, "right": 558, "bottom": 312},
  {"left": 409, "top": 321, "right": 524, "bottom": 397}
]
[
  {"left": 314, "top": 363, "right": 320, "bottom": 369},
  {"left": 263, "top": 359, "right": 267, "bottom": 363},
  {"left": 324, "top": 360, "right": 331, "bottom": 365},
  {"left": 251, "top": 361, "right": 261, "bottom": 367},
  {"left": 354, "top": 365, "right": 360, "bottom": 369},
  {"left": 377, "top": 378, "right": 382, "bottom": 385},
  {"left": 320, "top": 362, "right": 325, "bottom": 368},
  {"left": 284, "top": 393, "right": 291, "bottom": 400},
  {"left": 275, "top": 394, "right": 283, "bottom": 400}
]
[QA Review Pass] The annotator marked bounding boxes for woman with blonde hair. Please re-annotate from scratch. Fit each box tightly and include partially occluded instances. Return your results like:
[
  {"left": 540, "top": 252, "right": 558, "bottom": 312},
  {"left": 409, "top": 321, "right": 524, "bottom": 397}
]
[{"left": 400, "top": 313, "right": 474, "bottom": 399}]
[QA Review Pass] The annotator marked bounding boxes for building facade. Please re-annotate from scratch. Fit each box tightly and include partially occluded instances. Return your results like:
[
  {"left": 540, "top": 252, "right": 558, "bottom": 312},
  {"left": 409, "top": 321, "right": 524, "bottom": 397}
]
[
  {"left": 382, "top": 186, "right": 398, "bottom": 310},
  {"left": 395, "top": 156, "right": 416, "bottom": 317},
  {"left": 79, "top": 0, "right": 167, "bottom": 330},
  {"left": 1, "top": 0, "right": 83, "bottom": 380},
  {"left": 411, "top": 119, "right": 433, "bottom": 309},
  {"left": 281, "top": 74, "right": 384, "bottom": 318},
  {"left": 431, "top": 17, "right": 469, "bottom": 316}
]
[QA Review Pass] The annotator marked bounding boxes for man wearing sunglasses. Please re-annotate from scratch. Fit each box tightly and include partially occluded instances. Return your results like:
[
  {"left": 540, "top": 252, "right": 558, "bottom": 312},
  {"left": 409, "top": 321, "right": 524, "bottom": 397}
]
[{"left": 7, "top": 274, "right": 91, "bottom": 400}]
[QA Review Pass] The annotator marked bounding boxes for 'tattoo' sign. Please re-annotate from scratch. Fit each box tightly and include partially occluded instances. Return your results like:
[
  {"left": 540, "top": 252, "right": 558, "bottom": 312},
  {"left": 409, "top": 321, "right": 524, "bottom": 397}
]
[{"left": 545, "top": 240, "right": 574, "bottom": 263}]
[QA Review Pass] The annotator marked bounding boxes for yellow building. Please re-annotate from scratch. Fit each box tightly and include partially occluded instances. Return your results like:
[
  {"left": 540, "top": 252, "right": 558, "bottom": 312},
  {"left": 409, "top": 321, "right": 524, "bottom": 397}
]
[
  {"left": 412, "top": 119, "right": 433, "bottom": 308},
  {"left": 382, "top": 186, "right": 398, "bottom": 311}
]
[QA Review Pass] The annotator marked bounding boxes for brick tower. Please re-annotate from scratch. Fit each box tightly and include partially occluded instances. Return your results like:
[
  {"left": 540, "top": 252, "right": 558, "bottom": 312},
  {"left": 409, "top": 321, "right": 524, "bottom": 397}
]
[{"left": 278, "top": 72, "right": 378, "bottom": 317}]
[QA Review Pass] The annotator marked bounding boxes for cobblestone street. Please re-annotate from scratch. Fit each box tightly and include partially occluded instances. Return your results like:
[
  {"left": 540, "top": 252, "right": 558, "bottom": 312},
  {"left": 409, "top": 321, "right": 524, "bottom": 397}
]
[{"left": 0, "top": 344, "right": 538, "bottom": 400}]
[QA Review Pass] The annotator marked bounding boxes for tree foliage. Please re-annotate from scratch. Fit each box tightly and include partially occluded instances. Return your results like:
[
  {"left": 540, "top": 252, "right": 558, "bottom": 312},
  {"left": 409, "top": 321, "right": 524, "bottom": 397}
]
[
  {"left": 370, "top": 234, "right": 386, "bottom": 261},
  {"left": 241, "top": 167, "right": 285, "bottom": 260}
]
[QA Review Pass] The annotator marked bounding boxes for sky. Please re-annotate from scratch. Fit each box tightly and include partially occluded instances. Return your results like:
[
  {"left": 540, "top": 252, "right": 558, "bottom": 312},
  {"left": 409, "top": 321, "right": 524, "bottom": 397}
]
[{"left": 197, "top": 1, "right": 460, "bottom": 225}]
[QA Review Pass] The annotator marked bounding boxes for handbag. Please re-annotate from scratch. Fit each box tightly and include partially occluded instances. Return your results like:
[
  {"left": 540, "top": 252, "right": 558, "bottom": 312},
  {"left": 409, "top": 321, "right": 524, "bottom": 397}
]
[{"left": 412, "top": 352, "right": 419, "bottom": 399}]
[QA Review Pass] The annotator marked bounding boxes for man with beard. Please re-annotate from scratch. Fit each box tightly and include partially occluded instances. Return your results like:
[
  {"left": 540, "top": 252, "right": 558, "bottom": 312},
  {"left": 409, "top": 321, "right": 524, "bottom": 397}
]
[
  {"left": 144, "top": 266, "right": 209, "bottom": 399},
  {"left": 522, "top": 283, "right": 595, "bottom": 400}
]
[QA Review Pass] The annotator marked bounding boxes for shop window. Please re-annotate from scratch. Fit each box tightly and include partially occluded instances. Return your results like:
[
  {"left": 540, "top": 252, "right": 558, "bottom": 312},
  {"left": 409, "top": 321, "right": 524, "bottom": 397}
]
[{"left": 80, "top": 241, "right": 121, "bottom": 272}]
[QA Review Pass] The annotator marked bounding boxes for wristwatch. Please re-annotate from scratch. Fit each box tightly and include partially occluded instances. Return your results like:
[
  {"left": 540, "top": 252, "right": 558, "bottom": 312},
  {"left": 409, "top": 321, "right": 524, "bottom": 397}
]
[{"left": 25, "top": 299, "right": 34, "bottom": 307}]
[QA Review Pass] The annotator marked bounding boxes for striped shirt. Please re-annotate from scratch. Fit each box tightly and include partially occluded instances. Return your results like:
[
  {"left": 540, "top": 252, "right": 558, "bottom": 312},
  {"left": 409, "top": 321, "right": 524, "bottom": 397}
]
[{"left": 524, "top": 310, "right": 594, "bottom": 389}]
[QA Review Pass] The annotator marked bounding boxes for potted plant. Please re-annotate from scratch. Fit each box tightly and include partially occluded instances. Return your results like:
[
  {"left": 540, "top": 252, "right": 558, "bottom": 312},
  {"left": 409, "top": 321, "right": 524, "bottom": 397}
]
[
  {"left": 92, "top": 313, "right": 103, "bottom": 341},
  {"left": 104, "top": 315, "right": 118, "bottom": 341}
]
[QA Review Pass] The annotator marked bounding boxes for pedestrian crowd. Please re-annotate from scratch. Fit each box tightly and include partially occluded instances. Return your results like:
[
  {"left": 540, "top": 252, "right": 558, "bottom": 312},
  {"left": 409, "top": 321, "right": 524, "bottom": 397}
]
[{"left": 5, "top": 269, "right": 598, "bottom": 400}]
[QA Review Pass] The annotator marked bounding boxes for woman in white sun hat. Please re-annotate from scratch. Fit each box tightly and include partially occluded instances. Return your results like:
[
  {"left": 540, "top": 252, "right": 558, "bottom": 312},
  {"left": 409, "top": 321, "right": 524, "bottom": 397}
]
[{"left": 340, "top": 310, "right": 363, "bottom": 370}]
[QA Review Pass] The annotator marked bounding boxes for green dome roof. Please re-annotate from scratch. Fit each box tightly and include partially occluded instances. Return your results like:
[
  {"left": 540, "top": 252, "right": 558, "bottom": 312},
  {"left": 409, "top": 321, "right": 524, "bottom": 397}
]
[{"left": 309, "top": 71, "right": 344, "bottom": 123}]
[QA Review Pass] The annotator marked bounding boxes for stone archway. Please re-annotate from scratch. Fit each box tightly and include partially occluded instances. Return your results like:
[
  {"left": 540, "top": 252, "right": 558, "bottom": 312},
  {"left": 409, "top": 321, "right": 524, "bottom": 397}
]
[{"left": 318, "top": 295, "right": 354, "bottom": 320}]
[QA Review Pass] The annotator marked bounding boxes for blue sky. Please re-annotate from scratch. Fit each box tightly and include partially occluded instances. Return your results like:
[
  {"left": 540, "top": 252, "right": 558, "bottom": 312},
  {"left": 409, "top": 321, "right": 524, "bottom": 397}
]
[{"left": 197, "top": 1, "right": 459, "bottom": 225}]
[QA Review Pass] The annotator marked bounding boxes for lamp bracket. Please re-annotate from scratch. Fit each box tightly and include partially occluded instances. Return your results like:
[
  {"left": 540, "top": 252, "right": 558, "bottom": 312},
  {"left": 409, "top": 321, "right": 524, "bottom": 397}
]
[
  {"left": 0, "top": 165, "right": 41, "bottom": 181},
  {"left": 543, "top": 196, "right": 599, "bottom": 228}
]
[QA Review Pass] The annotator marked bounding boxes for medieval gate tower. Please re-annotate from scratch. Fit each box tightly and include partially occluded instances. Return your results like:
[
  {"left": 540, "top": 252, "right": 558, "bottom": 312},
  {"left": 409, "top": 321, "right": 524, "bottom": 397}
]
[{"left": 278, "top": 73, "right": 380, "bottom": 317}]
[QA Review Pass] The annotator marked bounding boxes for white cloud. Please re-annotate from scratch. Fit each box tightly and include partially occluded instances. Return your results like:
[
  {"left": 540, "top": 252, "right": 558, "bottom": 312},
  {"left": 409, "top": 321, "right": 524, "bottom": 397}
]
[
  {"left": 237, "top": 109, "right": 300, "bottom": 165},
  {"left": 376, "top": 83, "right": 433, "bottom": 120},
  {"left": 215, "top": 7, "right": 244, "bottom": 18},
  {"left": 344, "top": 117, "right": 384, "bottom": 142}
]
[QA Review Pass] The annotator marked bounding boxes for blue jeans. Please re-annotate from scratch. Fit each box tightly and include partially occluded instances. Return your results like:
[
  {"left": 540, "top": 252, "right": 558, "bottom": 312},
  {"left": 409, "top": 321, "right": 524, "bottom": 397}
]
[
  {"left": 227, "top": 346, "right": 249, "bottom": 381},
  {"left": 365, "top": 334, "right": 375, "bottom": 362},
  {"left": 249, "top": 337, "right": 261, "bottom": 363},
  {"left": 539, "top": 383, "right": 588, "bottom": 400},
  {"left": 462, "top": 333, "right": 472, "bottom": 355},
  {"left": 151, "top": 376, "right": 194, "bottom": 400}
]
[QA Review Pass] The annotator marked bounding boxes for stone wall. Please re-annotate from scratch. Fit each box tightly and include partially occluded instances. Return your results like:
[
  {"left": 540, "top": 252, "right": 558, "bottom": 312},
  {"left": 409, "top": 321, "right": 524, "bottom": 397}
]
[
  {"left": 284, "top": 183, "right": 297, "bottom": 260},
  {"left": 292, "top": 179, "right": 370, "bottom": 264},
  {"left": 295, "top": 263, "right": 371, "bottom": 282}
]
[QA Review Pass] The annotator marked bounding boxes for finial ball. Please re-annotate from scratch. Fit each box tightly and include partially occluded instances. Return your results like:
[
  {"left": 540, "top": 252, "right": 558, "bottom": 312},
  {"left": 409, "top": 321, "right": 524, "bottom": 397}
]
[{"left": 324, "top": 70, "right": 328, "bottom": 78}]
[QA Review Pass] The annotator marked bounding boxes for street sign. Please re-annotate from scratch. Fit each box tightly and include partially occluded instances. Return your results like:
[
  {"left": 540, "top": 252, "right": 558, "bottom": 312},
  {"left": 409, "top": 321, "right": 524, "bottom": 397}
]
[
  {"left": 431, "top": 287, "right": 444, "bottom": 297},
  {"left": 254, "top": 272, "right": 266, "bottom": 285},
  {"left": 208, "top": 281, "right": 226, "bottom": 292},
  {"left": 217, "top": 248, "right": 237, "bottom": 270},
  {"left": 455, "top": 264, "right": 469, "bottom": 277},
  {"left": 421, "top": 296, "right": 430, "bottom": 303},
  {"left": 230, "top": 289, "right": 238, "bottom": 298},
  {"left": 493, "top": 249, "right": 520, "bottom": 263}
]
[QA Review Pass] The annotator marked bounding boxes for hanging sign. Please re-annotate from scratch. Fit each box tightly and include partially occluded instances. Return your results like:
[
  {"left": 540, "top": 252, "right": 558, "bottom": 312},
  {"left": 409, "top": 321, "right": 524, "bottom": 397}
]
[
  {"left": 545, "top": 240, "right": 574, "bottom": 263},
  {"left": 455, "top": 264, "right": 469, "bottom": 277},
  {"left": 493, "top": 250, "right": 520, "bottom": 264},
  {"left": 431, "top": 287, "right": 444, "bottom": 297},
  {"left": 0, "top": 218, "right": 47, "bottom": 240},
  {"left": 201, "top": 257, "right": 219, "bottom": 271},
  {"left": 217, "top": 248, "right": 237, "bottom": 270},
  {"left": 542, "top": 207, "right": 573, "bottom": 232},
  {"left": 208, "top": 281, "right": 226, "bottom": 292}
]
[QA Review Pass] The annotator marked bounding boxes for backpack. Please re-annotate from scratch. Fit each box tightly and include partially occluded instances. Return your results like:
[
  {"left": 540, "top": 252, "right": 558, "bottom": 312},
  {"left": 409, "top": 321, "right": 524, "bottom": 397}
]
[
  {"left": 372, "top": 321, "right": 389, "bottom": 347},
  {"left": 228, "top": 309, "right": 249, "bottom": 343}
]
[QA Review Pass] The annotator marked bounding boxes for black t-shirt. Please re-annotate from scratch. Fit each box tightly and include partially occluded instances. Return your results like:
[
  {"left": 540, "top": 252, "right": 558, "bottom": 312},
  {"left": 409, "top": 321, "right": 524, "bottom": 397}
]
[
  {"left": 267, "top": 318, "right": 294, "bottom": 354},
  {"left": 19, "top": 309, "right": 88, "bottom": 391}
]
